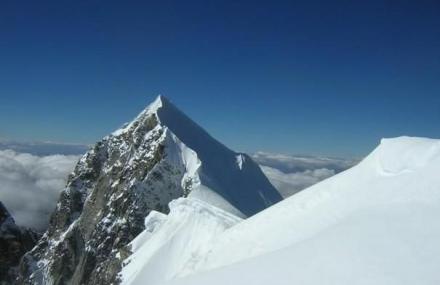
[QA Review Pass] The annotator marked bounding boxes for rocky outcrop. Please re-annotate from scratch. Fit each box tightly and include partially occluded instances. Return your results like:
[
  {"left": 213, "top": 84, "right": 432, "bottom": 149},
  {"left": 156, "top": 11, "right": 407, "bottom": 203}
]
[
  {"left": 0, "top": 202, "right": 39, "bottom": 285},
  {"left": 18, "top": 113, "right": 185, "bottom": 284}
]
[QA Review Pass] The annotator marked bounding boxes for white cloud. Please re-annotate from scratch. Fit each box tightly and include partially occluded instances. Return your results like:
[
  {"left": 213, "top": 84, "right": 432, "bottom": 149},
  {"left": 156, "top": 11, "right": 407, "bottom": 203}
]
[
  {"left": 0, "top": 150, "right": 80, "bottom": 231},
  {"left": 260, "top": 165, "right": 335, "bottom": 198},
  {"left": 0, "top": 140, "right": 89, "bottom": 156},
  {"left": 0, "top": 144, "right": 357, "bottom": 229},
  {"left": 253, "top": 152, "right": 359, "bottom": 198},
  {"left": 252, "top": 152, "right": 358, "bottom": 173}
]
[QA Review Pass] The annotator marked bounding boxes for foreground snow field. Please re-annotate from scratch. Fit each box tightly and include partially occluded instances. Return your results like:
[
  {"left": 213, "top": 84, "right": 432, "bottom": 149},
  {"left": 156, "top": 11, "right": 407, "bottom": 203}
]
[
  {"left": 122, "top": 136, "right": 440, "bottom": 285},
  {"left": 120, "top": 198, "right": 242, "bottom": 284}
]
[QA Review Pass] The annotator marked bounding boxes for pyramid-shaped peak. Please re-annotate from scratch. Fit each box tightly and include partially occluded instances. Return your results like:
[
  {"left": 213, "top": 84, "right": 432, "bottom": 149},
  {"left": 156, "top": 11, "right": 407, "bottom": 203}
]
[
  {"left": 112, "top": 95, "right": 178, "bottom": 136},
  {"left": 156, "top": 94, "right": 171, "bottom": 105},
  {"left": 144, "top": 95, "right": 164, "bottom": 113},
  {"left": 112, "top": 95, "right": 282, "bottom": 216},
  {"left": 145, "top": 95, "right": 174, "bottom": 113}
]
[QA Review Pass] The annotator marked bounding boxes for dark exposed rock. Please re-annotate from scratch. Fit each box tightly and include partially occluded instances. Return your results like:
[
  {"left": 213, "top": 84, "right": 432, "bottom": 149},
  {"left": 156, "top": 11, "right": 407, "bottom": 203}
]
[
  {"left": 18, "top": 109, "right": 187, "bottom": 284},
  {"left": 0, "top": 202, "right": 40, "bottom": 285}
]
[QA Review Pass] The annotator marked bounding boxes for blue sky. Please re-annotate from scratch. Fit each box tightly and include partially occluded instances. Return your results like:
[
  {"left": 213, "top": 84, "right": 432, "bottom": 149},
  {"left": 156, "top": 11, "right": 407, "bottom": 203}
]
[{"left": 0, "top": 0, "right": 439, "bottom": 157}]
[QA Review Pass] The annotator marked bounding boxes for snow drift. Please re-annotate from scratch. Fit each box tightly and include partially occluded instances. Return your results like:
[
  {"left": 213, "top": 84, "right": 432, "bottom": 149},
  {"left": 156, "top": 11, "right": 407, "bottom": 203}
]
[{"left": 122, "top": 136, "right": 440, "bottom": 285}]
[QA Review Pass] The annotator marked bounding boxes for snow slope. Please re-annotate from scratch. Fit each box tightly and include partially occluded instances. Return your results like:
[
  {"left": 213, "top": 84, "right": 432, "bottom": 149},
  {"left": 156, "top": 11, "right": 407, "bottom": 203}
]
[
  {"left": 120, "top": 198, "right": 242, "bottom": 285},
  {"left": 125, "top": 136, "right": 440, "bottom": 285}
]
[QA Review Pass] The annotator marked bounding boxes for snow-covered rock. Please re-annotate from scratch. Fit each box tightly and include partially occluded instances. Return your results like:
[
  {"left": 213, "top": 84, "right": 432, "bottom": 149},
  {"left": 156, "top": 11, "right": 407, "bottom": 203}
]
[{"left": 18, "top": 96, "right": 281, "bottom": 284}]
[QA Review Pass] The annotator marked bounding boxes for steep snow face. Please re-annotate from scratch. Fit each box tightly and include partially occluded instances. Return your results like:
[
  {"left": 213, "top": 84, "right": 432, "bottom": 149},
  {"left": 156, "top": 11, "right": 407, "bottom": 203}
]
[
  {"left": 147, "top": 96, "right": 282, "bottom": 216},
  {"left": 113, "top": 96, "right": 282, "bottom": 216},
  {"left": 156, "top": 136, "right": 440, "bottom": 285},
  {"left": 120, "top": 198, "right": 242, "bottom": 285},
  {"left": 18, "top": 96, "right": 280, "bottom": 285}
]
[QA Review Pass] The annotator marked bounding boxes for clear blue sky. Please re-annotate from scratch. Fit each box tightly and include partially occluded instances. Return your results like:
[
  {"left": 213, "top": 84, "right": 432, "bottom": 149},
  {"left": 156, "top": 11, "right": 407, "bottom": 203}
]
[{"left": 1, "top": 0, "right": 439, "bottom": 157}]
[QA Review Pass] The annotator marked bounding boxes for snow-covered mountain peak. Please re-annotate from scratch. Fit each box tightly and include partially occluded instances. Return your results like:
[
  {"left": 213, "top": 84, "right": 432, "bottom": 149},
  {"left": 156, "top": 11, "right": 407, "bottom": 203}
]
[
  {"left": 116, "top": 95, "right": 224, "bottom": 150},
  {"left": 18, "top": 95, "right": 281, "bottom": 284},
  {"left": 112, "top": 95, "right": 164, "bottom": 136},
  {"left": 150, "top": 94, "right": 167, "bottom": 109},
  {"left": 112, "top": 95, "right": 282, "bottom": 217},
  {"left": 137, "top": 94, "right": 169, "bottom": 117}
]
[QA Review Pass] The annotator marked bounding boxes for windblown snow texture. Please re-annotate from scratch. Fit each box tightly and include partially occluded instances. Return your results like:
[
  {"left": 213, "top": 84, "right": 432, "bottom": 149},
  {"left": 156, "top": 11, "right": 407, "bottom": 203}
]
[{"left": 120, "top": 198, "right": 242, "bottom": 285}]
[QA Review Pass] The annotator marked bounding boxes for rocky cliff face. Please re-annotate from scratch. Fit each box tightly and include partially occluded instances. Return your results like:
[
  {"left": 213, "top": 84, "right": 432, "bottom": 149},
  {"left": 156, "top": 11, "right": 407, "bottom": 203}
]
[
  {"left": 18, "top": 96, "right": 281, "bottom": 284},
  {"left": 0, "top": 202, "right": 39, "bottom": 285}
]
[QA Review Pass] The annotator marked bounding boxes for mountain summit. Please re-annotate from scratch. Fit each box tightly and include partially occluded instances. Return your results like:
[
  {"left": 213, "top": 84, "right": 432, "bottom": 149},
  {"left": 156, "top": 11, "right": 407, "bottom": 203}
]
[
  {"left": 18, "top": 96, "right": 281, "bottom": 284},
  {"left": 116, "top": 95, "right": 282, "bottom": 216}
]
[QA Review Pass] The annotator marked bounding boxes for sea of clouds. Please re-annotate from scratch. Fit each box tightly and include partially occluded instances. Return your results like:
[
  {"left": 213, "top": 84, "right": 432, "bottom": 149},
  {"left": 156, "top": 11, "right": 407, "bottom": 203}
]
[
  {"left": 0, "top": 139, "right": 357, "bottom": 231},
  {"left": 253, "top": 152, "right": 358, "bottom": 197},
  {"left": 0, "top": 141, "right": 87, "bottom": 231}
]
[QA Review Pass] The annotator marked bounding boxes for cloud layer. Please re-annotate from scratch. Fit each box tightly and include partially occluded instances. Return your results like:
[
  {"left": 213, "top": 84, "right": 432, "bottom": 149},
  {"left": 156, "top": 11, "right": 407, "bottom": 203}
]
[
  {"left": 0, "top": 150, "right": 80, "bottom": 231},
  {"left": 0, "top": 141, "right": 356, "bottom": 230},
  {"left": 253, "top": 152, "right": 359, "bottom": 198},
  {"left": 0, "top": 140, "right": 89, "bottom": 156}
]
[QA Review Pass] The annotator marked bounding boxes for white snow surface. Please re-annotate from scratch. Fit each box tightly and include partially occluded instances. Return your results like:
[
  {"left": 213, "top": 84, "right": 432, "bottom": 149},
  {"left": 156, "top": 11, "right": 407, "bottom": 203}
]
[
  {"left": 120, "top": 198, "right": 242, "bottom": 285},
  {"left": 123, "top": 136, "right": 440, "bottom": 285}
]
